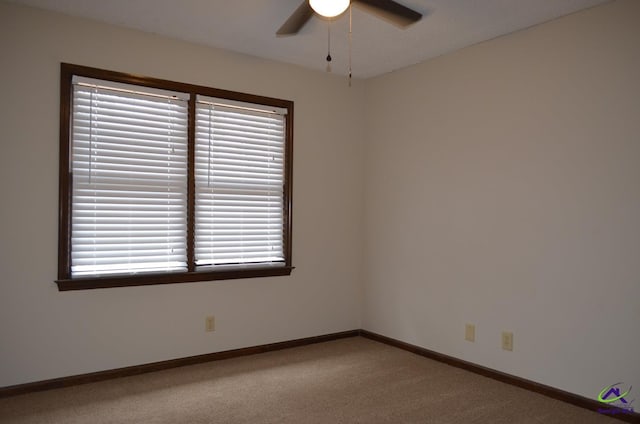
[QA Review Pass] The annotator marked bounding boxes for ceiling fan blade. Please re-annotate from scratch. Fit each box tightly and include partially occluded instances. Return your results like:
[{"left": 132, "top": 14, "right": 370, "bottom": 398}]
[
  {"left": 353, "top": 0, "right": 422, "bottom": 27},
  {"left": 276, "top": 1, "right": 314, "bottom": 36}
]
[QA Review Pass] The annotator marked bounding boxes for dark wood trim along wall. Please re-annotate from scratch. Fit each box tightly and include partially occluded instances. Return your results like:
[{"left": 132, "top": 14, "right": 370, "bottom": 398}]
[
  {"left": 359, "top": 330, "right": 639, "bottom": 424},
  {"left": 1, "top": 330, "right": 637, "bottom": 423},
  {"left": 0, "top": 330, "right": 359, "bottom": 398}
]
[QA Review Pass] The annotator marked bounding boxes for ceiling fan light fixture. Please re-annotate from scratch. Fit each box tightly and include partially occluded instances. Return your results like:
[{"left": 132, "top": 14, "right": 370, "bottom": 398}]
[{"left": 309, "top": 0, "right": 350, "bottom": 18}]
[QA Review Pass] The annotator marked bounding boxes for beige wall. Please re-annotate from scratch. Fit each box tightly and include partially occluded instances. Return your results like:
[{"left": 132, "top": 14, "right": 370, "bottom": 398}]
[
  {"left": 0, "top": 2, "right": 364, "bottom": 387},
  {"left": 363, "top": 0, "right": 640, "bottom": 399},
  {"left": 1, "top": 0, "right": 638, "bottom": 402}
]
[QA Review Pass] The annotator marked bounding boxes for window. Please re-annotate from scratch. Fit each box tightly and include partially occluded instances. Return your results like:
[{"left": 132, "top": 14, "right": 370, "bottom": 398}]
[{"left": 57, "top": 64, "right": 293, "bottom": 290}]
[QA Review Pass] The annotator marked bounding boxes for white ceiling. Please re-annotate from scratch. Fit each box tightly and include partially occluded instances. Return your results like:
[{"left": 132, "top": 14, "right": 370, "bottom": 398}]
[{"left": 8, "top": 0, "right": 611, "bottom": 78}]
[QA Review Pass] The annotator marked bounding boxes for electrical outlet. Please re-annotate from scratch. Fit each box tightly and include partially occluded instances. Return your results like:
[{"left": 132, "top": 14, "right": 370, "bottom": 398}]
[
  {"left": 502, "top": 331, "right": 513, "bottom": 351},
  {"left": 465, "top": 324, "right": 475, "bottom": 342},
  {"left": 205, "top": 316, "right": 215, "bottom": 332}
]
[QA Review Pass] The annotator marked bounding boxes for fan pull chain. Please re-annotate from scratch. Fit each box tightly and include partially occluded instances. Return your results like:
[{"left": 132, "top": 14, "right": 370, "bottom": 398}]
[
  {"left": 326, "top": 20, "right": 332, "bottom": 73},
  {"left": 348, "top": 4, "right": 352, "bottom": 86}
]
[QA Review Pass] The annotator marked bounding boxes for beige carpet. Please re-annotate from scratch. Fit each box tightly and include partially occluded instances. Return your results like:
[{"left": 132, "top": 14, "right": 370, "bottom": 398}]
[{"left": 0, "top": 337, "right": 620, "bottom": 423}]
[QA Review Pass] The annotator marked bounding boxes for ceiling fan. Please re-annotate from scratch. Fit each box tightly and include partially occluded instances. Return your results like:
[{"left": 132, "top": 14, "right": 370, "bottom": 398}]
[{"left": 276, "top": 0, "right": 423, "bottom": 36}]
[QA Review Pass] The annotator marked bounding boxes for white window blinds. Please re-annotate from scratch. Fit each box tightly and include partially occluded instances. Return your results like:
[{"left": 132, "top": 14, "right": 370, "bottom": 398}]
[
  {"left": 70, "top": 77, "right": 189, "bottom": 276},
  {"left": 194, "top": 96, "right": 286, "bottom": 266}
]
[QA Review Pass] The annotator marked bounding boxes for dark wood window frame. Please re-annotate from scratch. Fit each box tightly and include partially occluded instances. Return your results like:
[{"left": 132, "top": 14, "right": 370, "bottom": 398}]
[{"left": 57, "top": 63, "right": 294, "bottom": 291}]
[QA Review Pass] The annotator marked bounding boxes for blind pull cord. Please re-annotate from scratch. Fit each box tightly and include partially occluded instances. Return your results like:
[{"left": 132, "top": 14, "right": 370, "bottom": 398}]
[
  {"left": 88, "top": 87, "right": 95, "bottom": 185},
  {"left": 208, "top": 104, "right": 213, "bottom": 188}
]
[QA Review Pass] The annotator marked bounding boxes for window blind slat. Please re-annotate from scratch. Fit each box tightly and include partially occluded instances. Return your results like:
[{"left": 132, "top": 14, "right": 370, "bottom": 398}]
[
  {"left": 71, "top": 79, "right": 189, "bottom": 277},
  {"left": 67, "top": 74, "right": 289, "bottom": 280},
  {"left": 194, "top": 99, "right": 286, "bottom": 266}
]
